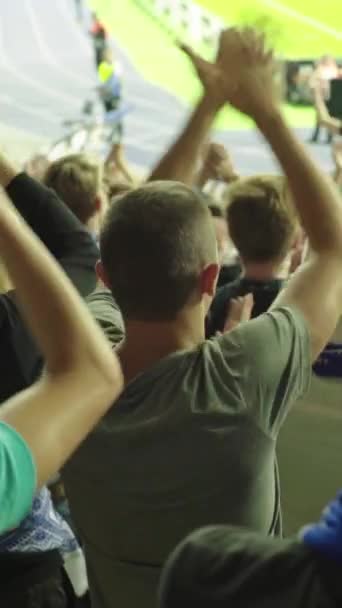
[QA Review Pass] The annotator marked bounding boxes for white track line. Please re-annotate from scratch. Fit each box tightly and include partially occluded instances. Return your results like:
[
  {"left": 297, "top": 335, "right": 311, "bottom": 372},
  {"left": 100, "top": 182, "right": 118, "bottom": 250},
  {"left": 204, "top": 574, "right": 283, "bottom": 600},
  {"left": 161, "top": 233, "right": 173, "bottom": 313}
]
[
  {"left": 259, "top": 0, "right": 342, "bottom": 39},
  {"left": 25, "top": 0, "right": 93, "bottom": 88},
  {"left": 124, "top": 137, "right": 161, "bottom": 153},
  {"left": 0, "top": 13, "right": 79, "bottom": 108},
  {"left": 56, "top": 0, "right": 93, "bottom": 56},
  {"left": 0, "top": 94, "right": 60, "bottom": 125}
]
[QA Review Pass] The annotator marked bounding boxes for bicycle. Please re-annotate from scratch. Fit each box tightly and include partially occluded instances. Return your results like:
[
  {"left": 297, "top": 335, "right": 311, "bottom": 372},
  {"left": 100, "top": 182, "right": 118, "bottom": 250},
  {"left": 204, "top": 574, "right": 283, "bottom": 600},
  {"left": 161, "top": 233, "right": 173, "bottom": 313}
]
[{"left": 47, "top": 97, "right": 133, "bottom": 161}]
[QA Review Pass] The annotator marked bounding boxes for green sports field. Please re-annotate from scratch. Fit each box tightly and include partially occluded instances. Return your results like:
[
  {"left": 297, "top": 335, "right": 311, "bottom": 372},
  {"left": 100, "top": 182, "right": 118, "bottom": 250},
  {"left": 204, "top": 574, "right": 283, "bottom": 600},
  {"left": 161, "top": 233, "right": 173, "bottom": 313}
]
[
  {"left": 196, "top": 0, "right": 342, "bottom": 57},
  {"left": 91, "top": 0, "right": 341, "bottom": 129}
]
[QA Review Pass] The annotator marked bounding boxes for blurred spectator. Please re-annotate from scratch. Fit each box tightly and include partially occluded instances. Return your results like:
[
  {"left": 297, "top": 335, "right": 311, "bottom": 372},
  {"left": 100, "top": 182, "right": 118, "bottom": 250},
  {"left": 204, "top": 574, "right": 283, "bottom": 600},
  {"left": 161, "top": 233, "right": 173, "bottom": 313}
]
[
  {"left": 90, "top": 12, "right": 108, "bottom": 67},
  {"left": 24, "top": 154, "right": 50, "bottom": 182},
  {"left": 311, "top": 88, "right": 342, "bottom": 188},
  {"left": 310, "top": 55, "right": 339, "bottom": 143},
  {"left": 204, "top": 198, "right": 241, "bottom": 288},
  {"left": 204, "top": 200, "right": 229, "bottom": 260},
  {"left": 207, "top": 175, "right": 297, "bottom": 335},
  {"left": 44, "top": 154, "right": 108, "bottom": 235},
  {"left": 160, "top": 491, "right": 342, "bottom": 608},
  {"left": 196, "top": 142, "right": 239, "bottom": 189},
  {"left": 98, "top": 48, "right": 123, "bottom": 119},
  {"left": 104, "top": 142, "right": 136, "bottom": 188},
  {"left": 314, "top": 85, "right": 342, "bottom": 137}
]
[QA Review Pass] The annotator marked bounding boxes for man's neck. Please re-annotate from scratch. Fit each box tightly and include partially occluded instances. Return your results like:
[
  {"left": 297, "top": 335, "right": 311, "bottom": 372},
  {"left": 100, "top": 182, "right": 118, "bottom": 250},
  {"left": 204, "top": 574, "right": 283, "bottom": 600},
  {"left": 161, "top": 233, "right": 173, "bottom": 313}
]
[
  {"left": 241, "top": 260, "right": 283, "bottom": 282},
  {"left": 116, "top": 308, "right": 205, "bottom": 384}
]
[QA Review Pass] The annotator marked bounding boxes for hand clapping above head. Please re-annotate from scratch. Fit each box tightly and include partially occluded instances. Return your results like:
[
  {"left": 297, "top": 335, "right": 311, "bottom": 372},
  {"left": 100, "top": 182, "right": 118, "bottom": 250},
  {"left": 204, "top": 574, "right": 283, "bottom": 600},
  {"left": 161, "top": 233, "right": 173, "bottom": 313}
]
[{"left": 180, "top": 28, "right": 279, "bottom": 119}]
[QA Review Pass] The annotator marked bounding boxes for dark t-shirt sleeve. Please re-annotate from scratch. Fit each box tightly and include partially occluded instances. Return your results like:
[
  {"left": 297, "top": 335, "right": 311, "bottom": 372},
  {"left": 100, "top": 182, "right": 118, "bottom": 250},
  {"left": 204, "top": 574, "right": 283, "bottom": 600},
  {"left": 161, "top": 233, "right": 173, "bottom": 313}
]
[
  {"left": 207, "top": 285, "right": 233, "bottom": 337},
  {"left": 0, "top": 174, "right": 99, "bottom": 402},
  {"left": 6, "top": 173, "right": 98, "bottom": 296},
  {"left": 217, "top": 306, "right": 311, "bottom": 437}
]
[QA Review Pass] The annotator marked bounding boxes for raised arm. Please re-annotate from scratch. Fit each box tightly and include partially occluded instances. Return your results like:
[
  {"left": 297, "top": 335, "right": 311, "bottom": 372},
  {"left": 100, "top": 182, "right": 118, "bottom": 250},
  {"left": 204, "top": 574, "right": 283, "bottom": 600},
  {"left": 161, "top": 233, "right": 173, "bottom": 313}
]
[
  {"left": 195, "top": 142, "right": 239, "bottom": 189},
  {"left": 217, "top": 29, "right": 342, "bottom": 360},
  {"left": 148, "top": 44, "right": 226, "bottom": 185},
  {"left": 0, "top": 189, "right": 122, "bottom": 501},
  {"left": 0, "top": 150, "right": 99, "bottom": 400},
  {"left": 0, "top": 152, "right": 98, "bottom": 296}
]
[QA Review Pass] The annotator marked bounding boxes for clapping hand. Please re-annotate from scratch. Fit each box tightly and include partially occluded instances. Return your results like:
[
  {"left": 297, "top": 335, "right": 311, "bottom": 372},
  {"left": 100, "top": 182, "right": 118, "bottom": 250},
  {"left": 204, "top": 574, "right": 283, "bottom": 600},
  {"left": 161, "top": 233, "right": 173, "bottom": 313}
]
[
  {"left": 216, "top": 28, "right": 278, "bottom": 118},
  {"left": 180, "top": 28, "right": 279, "bottom": 120}
]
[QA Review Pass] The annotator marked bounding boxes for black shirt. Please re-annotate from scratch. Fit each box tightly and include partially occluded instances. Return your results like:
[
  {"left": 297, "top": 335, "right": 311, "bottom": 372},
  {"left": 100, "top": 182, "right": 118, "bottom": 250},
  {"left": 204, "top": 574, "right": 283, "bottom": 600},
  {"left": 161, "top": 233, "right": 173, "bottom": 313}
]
[
  {"left": 208, "top": 276, "right": 284, "bottom": 337},
  {"left": 216, "top": 263, "right": 241, "bottom": 289},
  {"left": 0, "top": 173, "right": 98, "bottom": 403}
]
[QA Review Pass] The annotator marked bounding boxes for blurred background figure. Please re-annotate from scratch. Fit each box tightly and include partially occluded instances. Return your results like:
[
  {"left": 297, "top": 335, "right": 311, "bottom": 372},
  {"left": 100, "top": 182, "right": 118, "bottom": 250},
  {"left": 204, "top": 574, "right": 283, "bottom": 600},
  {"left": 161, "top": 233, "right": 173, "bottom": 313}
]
[
  {"left": 310, "top": 55, "right": 340, "bottom": 143},
  {"left": 97, "top": 47, "right": 124, "bottom": 143},
  {"left": 98, "top": 48, "right": 122, "bottom": 113},
  {"left": 24, "top": 154, "right": 50, "bottom": 182},
  {"left": 90, "top": 11, "right": 108, "bottom": 68}
]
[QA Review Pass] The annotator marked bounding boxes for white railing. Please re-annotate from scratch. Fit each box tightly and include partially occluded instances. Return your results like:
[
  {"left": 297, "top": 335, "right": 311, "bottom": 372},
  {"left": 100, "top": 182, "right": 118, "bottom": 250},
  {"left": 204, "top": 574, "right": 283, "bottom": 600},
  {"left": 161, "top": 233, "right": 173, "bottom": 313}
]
[{"left": 134, "top": 0, "right": 225, "bottom": 46}]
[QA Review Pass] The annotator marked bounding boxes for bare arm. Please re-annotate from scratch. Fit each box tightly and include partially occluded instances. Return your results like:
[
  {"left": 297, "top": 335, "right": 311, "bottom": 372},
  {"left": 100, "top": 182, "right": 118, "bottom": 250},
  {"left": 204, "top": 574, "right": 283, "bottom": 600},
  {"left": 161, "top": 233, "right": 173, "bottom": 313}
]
[
  {"left": 0, "top": 190, "right": 123, "bottom": 487},
  {"left": 149, "top": 44, "right": 226, "bottom": 185},
  {"left": 195, "top": 142, "right": 239, "bottom": 189},
  {"left": 149, "top": 95, "right": 222, "bottom": 185},
  {"left": 216, "top": 29, "right": 342, "bottom": 359},
  {"left": 105, "top": 143, "right": 136, "bottom": 185}
]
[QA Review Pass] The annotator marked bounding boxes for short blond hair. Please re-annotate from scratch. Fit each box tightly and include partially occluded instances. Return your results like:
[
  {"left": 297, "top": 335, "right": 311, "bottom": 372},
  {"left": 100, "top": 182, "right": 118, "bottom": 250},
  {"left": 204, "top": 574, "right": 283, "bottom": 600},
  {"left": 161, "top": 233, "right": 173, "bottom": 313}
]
[
  {"left": 225, "top": 175, "right": 296, "bottom": 263},
  {"left": 44, "top": 154, "right": 103, "bottom": 224}
]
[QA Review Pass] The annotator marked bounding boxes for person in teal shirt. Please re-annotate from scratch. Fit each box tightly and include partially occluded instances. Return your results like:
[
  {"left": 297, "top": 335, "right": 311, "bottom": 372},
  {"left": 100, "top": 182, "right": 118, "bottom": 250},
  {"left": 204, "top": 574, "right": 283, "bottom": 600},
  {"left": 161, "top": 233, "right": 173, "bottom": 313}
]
[
  {"left": 0, "top": 422, "right": 36, "bottom": 533},
  {"left": 0, "top": 180, "right": 123, "bottom": 534}
]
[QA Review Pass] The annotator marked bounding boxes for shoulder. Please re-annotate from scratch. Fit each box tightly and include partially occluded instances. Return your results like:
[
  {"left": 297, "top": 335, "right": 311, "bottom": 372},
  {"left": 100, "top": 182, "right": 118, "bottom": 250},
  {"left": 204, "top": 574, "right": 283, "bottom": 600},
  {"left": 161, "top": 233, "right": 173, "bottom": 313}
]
[{"left": 87, "top": 287, "right": 124, "bottom": 346}]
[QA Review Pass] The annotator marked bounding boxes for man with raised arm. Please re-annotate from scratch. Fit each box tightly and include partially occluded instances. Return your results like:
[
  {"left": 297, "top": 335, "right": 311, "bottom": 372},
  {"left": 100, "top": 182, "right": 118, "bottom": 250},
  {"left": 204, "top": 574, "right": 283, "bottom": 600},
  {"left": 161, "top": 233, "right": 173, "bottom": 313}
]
[
  {"left": 0, "top": 153, "right": 98, "bottom": 401},
  {"left": 0, "top": 154, "right": 99, "bottom": 605},
  {"left": 64, "top": 30, "right": 342, "bottom": 608},
  {"left": 0, "top": 187, "right": 122, "bottom": 535}
]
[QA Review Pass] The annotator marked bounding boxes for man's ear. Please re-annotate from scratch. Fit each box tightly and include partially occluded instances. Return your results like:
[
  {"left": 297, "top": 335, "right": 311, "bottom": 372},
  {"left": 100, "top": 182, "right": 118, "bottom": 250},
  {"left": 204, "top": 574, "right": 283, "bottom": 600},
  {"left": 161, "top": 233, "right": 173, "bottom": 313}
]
[
  {"left": 200, "top": 263, "right": 219, "bottom": 297},
  {"left": 96, "top": 260, "right": 111, "bottom": 289}
]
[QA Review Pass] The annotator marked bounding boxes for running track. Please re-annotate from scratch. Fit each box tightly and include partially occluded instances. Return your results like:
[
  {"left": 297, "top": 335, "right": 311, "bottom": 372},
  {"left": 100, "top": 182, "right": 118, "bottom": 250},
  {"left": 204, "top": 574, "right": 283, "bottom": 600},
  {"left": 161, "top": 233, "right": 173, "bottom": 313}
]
[{"left": 0, "top": 0, "right": 335, "bottom": 174}]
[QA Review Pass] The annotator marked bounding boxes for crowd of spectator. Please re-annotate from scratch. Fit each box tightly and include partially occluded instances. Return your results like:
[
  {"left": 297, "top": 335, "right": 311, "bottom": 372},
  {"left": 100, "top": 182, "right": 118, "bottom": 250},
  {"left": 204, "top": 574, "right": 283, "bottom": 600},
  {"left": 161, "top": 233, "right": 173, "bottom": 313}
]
[{"left": 0, "top": 25, "right": 342, "bottom": 608}]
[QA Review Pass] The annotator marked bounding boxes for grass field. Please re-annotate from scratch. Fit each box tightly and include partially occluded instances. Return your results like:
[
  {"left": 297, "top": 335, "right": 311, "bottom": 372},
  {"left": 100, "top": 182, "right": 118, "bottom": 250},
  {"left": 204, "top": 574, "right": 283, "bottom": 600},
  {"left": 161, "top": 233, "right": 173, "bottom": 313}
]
[
  {"left": 196, "top": 0, "right": 342, "bottom": 57},
  {"left": 91, "top": 0, "right": 341, "bottom": 129}
]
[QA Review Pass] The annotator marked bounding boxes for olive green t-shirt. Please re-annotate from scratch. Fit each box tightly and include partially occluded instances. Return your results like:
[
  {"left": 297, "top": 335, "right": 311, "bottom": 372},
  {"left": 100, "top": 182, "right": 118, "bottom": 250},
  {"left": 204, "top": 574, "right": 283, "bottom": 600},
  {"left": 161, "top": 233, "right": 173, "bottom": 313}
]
[{"left": 64, "top": 306, "right": 311, "bottom": 608}]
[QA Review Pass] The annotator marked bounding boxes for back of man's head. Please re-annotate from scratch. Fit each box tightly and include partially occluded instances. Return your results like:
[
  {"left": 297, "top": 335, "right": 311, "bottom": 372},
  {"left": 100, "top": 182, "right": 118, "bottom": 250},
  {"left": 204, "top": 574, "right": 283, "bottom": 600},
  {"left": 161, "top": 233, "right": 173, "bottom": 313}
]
[
  {"left": 225, "top": 175, "right": 296, "bottom": 264},
  {"left": 99, "top": 181, "right": 218, "bottom": 321},
  {"left": 44, "top": 154, "right": 103, "bottom": 225},
  {"left": 160, "top": 525, "right": 329, "bottom": 608}
]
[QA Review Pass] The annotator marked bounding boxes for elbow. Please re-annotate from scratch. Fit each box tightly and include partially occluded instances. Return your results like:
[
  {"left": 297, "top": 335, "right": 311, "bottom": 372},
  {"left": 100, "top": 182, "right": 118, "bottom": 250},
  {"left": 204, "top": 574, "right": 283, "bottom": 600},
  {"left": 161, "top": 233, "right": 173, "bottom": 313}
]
[
  {"left": 47, "top": 351, "right": 124, "bottom": 403},
  {"left": 79, "top": 356, "right": 124, "bottom": 413}
]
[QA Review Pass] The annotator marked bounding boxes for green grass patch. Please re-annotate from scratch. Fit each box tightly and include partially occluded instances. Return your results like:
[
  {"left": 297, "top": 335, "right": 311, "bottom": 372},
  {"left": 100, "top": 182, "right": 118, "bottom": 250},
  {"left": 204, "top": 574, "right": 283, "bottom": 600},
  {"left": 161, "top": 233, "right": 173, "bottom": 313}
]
[
  {"left": 195, "top": 0, "right": 342, "bottom": 57},
  {"left": 91, "top": 0, "right": 319, "bottom": 129}
]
